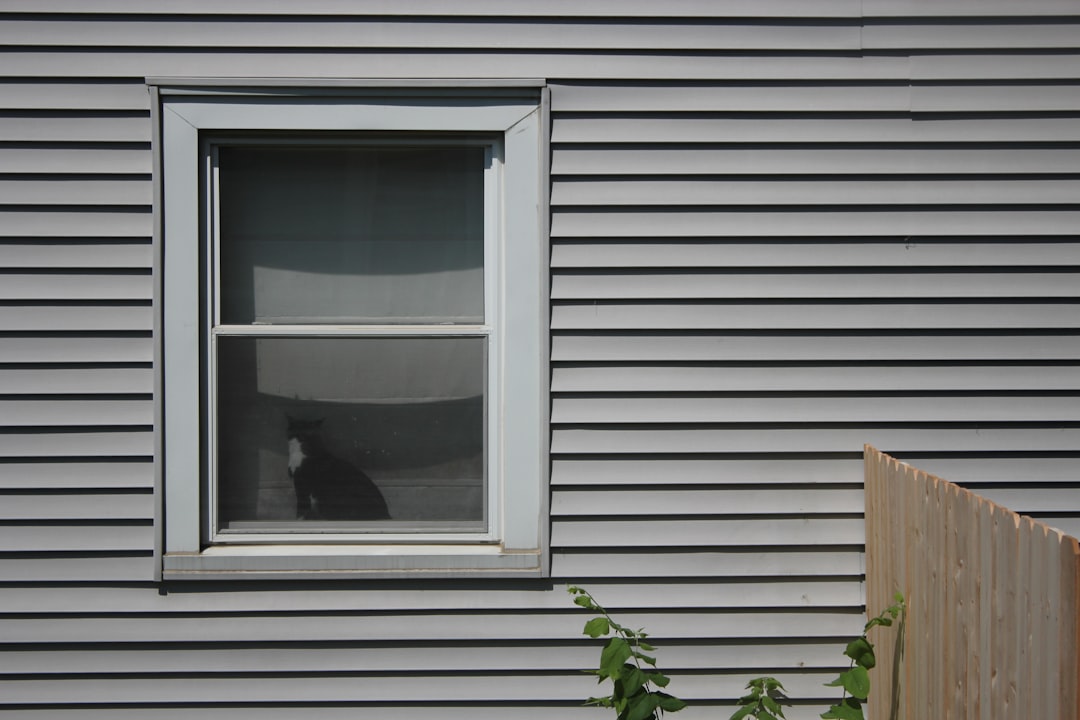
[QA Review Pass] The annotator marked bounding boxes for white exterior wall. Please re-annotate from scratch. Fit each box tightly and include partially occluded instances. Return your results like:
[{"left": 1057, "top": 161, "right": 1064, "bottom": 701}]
[{"left": 0, "top": 2, "right": 1077, "bottom": 717}]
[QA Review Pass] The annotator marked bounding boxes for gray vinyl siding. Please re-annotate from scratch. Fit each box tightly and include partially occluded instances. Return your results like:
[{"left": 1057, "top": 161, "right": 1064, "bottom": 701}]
[{"left": 0, "top": 3, "right": 1077, "bottom": 719}]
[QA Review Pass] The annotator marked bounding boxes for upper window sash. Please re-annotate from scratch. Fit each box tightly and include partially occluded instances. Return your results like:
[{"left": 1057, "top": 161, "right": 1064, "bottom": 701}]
[{"left": 205, "top": 136, "right": 499, "bottom": 328}]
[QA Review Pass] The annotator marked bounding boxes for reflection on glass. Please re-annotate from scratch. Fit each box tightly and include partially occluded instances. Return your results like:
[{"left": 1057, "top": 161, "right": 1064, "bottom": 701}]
[
  {"left": 216, "top": 336, "right": 486, "bottom": 532},
  {"left": 218, "top": 143, "right": 485, "bottom": 324}
]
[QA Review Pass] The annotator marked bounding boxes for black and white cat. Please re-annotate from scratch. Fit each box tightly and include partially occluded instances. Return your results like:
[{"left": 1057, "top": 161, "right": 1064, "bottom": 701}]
[{"left": 286, "top": 416, "right": 391, "bottom": 521}]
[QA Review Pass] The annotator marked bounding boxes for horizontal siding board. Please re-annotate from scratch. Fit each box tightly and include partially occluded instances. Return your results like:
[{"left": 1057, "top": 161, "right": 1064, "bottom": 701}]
[
  {"left": 553, "top": 457, "right": 867, "bottom": 486},
  {"left": 0, "top": 148, "right": 150, "bottom": 174},
  {"left": 0, "top": 305, "right": 151, "bottom": 331},
  {"left": 896, "top": 457, "right": 1080, "bottom": 485},
  {"left": 0, "top": 524, "right": 151, "bottom": 551},
  {"left": 0, "top": 461, "right": 152, "bottom": 489},
  {"left": 0, "top": 82, "right": 150, "bottom": 111},
  {"left": 0, "top": 51, "right": 908, "bottom": 81},
  {"left": 0, "top": 640, "right": 850, "bottom": 674},
  {"left": 551, "top": 210, "right": 1080, "bottom": 238},
  {"left": 0, "top": 241, "right": 151, "bottom": 268},
  {"left": 0, "top": 273, "right": 151, "bottom": 300},
  {"left": 911, "top": 84, "right": 1080, "bottom": 113},
  {"left": 551, "top": 83, "right": 910, "bottom": 112},
  {"left": 0, "top": 611, "right": 862, "bottom": 643},
  {"left": 553, "top": 518, "right": 864, "bottom": 547},
  {"left": 555, "top": 335, "right": 1080, "bottom": 367},
  {"left": 3, "top": 270, "right": 151, "bottom": 300},
  {"left": 551, "top": 302, "right": 1080, "bottom": 330},
  {"left": 0, "top": 179, "right": 152, "bottom": 207},
  {"left": 551, "top": 241, "right": 1080, "bottom": 268},
  {"left": 552, "top": 147, "right": 1080, "bottom": 175},
  {"left": 0, "top": 560, "right": 872, "bottom": 590},
  {"left": 551, "top": 271, "right": 1080, "bottom": 299},
  {"left": 0, "top": 580, "right": 858, "bottom": 614},
  {"left": 862, "top": 22, "right": 1080, "bottom": 50},
  {"left": 551, "top": 427, "right": 1080, "bottom": 454},
  {"left": 0, "top": 430, "right": 152, "bottom": 457},
  {"left": 861, "top": 0, "right": 1080, "bottom": 16},
  {"left": 553, "top": 549, "right": 863, "bottom": 578},
  {"left": 0, "top": 337, "right": 152, "bottom": 363},
  {"left": 0, "top": 491, "right": 152, "bottom": 520},
  {"left": 911, "top": 54, "right": 1080, "bottom": 81},
  {"left": 0, "top": 672, "right": 843, "bottom": 705},
  {"left": 552, "top": 395, "right": 1080, "bottom": 424},
  {"left": 552, "top": 365, "right": 1080, "bottom": 392},
  {"left": 0, "top": 209, "right": 150, "bottom": 237},
  {"left": 0, "top": 367, "right": 153, "bottom": 394},
  {"left": 0, "top": 20, "right": 862, "bottom": 51},
  {"left": 0, "top": 555, "right": 152, "bottom": 582},
  {"left": 551, "top": 333, "right": 1080, "bottom": 361},
  {"left": 0, "top": 702, "right": 842, "bottom": 720},
  {"left": 552, "top": 488, "right": 864, "bottom": 515},
  {"left": 970, "top": 487, "right": 1080, "bottom": 514},
  {"left": 0, "top": 399, "right": 152, "bottom": 426},
  {"left": 552, "top": 457, "right": 1080, "bottom": 486},
  {"left": 0, "top": 710, "right": 606, "bottom": 720},
  {"left": 0, "top": 0, "right": 864, "bottom": 17},
  {"left": 550, "top": 179, "right": 1080, "bottom": 206},
  {"left": 553, "top": 117, "right": 1080, "bottom": 145},
  {"left": 0, "top": 114, "right": 149, "bottom": 143}
]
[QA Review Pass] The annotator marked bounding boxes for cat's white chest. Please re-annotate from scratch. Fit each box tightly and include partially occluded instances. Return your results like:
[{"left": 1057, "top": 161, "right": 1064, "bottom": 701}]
[{"left": 287, "top": 438, "right": 305, "bottom": 474}]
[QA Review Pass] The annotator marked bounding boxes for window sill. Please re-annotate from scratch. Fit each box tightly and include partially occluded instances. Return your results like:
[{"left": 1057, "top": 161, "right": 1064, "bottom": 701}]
[{"left": 162, "top": 544, "right": 545, "bottom": 580}]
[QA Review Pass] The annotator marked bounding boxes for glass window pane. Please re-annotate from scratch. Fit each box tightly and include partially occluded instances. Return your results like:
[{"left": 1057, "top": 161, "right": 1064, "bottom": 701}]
[
  {"left": 215, "top": 336, "right": 486, "bottom": 533},
  {"left": 218, "top": 143, "right": 486, "bottom": 325}
]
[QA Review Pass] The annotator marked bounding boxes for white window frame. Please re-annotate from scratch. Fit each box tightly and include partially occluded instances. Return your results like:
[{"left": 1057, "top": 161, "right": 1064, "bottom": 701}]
[{"left": 152, "top": 81, "right": 549, "bottom": 579}]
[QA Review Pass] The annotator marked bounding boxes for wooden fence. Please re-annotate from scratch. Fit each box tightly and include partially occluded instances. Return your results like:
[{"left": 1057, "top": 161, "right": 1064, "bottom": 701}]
[{"left": 864, "top": 446, "right": 1080, "bottom": 720}]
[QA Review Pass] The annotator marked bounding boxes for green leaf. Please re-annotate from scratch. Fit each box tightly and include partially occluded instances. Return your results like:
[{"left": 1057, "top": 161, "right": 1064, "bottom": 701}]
[
  {"left": 762, "top": 695, "right": 786, "bottom": 717},
  {"left": 729, "top": 706, "right": 756, "bottom": 720},
  {"left": 648, "top": 671, "right": 670, "bottom": 688},
  {"left": 600, "top": 637, "right": 633, "bottom": 679},
  {"left": 626, "top": 693, "right": 660, "bottom": 720},
  {"left": 620, "top": 665, "right": 650, "bottom": 696},
  {"left": 656, "top": 692, "right": 687, "bottom": 712},
  {"left": 584, "top": 617, "right": 610, "bottom": 638},
  {"left": 821, "top": 698, "right": 864, "bottom": 720},
  {"left": 865, "top": 616, "right": 892, "bottom": 631},
  {"left": 844, "top": 637, "right": 876, "bottom": 669},
  {"left": 842, "top": 666, "right": 871, "bottom": 700},
  {"left": 633, "top": 651, "right": 658, "bottom": 667}
]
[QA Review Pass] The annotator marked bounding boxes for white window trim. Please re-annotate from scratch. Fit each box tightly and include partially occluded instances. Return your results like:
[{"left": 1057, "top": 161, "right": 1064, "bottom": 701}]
[{"left": 152, "top": 82, "right": 549, "bottom": 580}]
